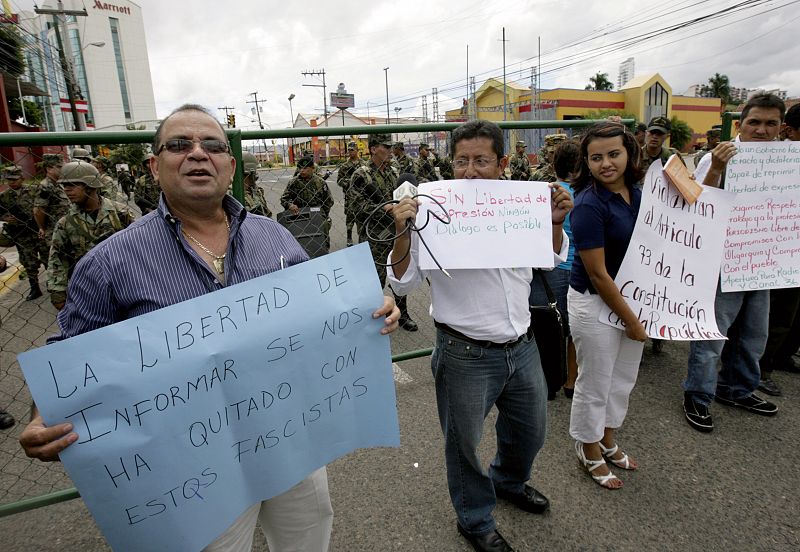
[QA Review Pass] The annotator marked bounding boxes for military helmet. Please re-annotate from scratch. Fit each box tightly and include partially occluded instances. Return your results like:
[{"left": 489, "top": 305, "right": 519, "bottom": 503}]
[
  {"left": 347, "top": 141, "right": 358, "bottom": 151},
  {"left": 2, "top": 165, "right": 23, "bottom": 180},
  {"left": 92, "top": 156, "right": 110, "bottom": 168},
  {"left": 515, "top": 140, "right": 526, "bottom": 148},
  {"left": 71, "top": 147, "right": 91, "bottom": 161},
  {"left": 58, "top": 161, "right": 102, "bottom": 188},
  {"left": 142, "top": 153, "right": 154, "bottom": 166},
  {"left": 242, "top": 151, "right": 259, "bottom": 174}
]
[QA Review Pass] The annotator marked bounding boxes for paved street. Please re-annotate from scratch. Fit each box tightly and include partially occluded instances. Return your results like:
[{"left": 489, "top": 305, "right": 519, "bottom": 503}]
[{"left": 0, "top": 167, "right": 798, "bottom": 551}]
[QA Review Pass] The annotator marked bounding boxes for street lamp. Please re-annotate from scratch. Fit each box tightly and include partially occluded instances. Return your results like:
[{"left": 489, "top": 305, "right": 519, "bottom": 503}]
[
  {"left": 383, "top": 67, "right": 390, "bottom": 125},
  {"left": 394, "top": 106, "right": 402, "bottom": 123},
  {"left": 82, "top": 41, "right": 105, "bottom": 50}
]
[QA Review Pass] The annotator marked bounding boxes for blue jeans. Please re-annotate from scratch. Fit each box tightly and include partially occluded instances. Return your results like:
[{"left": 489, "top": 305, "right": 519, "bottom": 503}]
[
  {"left": 431, "top": 329, "right": 548, "bottom": 535},
  {"left": 684, "top": 286, "right": 769, "bottom": 406}
]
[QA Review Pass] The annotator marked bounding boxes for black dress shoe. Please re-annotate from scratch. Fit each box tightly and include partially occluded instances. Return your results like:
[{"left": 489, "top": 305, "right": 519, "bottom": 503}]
[
  {"left": 399, "top": 316, "right": 418, "bottom": 332},
  {"left": 495, "top": 484, "right": 549, "bottom": 514},
  {"left": 0, "top": 409, "right": 15, "bottom": 430},
  {"left": 457, "top": 524, "right": 514, "bottom": 552}
]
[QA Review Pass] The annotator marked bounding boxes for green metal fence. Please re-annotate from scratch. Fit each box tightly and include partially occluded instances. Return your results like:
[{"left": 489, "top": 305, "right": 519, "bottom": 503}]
[{"left": 0, "top": 117, "right": 646, "bottom": 519}]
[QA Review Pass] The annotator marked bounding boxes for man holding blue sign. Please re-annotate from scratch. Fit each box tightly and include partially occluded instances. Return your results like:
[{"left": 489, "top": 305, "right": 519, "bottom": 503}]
[
  {"left": 19, "top": 104, "right": 400, "bottom": 552},
  {"left": 389, "top": 120, "right": 572, "bottom": 552}
]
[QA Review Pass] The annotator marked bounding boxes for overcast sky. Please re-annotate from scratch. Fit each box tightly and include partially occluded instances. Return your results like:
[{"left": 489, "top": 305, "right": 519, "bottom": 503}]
[{"left": 17, "top": 0, "right": 800, "bottom": 129}]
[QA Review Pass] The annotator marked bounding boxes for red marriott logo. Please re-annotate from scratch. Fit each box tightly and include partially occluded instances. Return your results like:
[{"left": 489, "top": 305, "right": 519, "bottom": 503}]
[{"left": 93, "top": 1, "right": 132, "bottom": 15}]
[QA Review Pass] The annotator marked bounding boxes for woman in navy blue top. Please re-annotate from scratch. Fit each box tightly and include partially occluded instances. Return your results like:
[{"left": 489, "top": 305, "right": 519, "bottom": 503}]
[{"left": 567, "top": 122, "right": 647, "bottom": 490}]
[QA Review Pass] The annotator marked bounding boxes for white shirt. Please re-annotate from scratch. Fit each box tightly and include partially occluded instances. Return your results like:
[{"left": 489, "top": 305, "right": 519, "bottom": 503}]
[
  {"left": 693, "top": 135, "right": 740, "bottom": 185},
  {"left": 387, "top": 232, "right": 568, "bottom": 342}
]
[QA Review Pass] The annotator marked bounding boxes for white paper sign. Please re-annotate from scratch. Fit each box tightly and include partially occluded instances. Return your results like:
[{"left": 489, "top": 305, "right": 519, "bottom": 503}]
[
  {"left": 720, "top": 141, "right": 800, "bottom": 291},
  {"left": 416, "top": 179, "right": 554, "bottom": 270},
  {"left": 599, "top": 163, "right": 735, "bottom": 340}
]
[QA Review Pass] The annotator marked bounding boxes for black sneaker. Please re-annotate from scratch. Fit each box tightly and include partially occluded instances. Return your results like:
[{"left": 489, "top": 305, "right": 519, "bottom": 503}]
[
  {"left": 757, "top": 378, "right": 782, "bottom": 397},
  {"left": 714, "top": 393, "right": 778, "bottom": 416},
  {"left": 683, "top": 396, "right": 713, "bottom": 432}
]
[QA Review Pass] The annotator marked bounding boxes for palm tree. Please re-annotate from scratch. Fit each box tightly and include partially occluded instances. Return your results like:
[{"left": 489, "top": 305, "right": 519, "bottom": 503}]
[
  {"left": 669, "top": 117, "right": 693, "bottom": 151},
  {"left": 585, "top": 72, "right": 614, "bottom": 91},
  {"left": 707, "top": 73, "right": 732, "bottom": 106}
]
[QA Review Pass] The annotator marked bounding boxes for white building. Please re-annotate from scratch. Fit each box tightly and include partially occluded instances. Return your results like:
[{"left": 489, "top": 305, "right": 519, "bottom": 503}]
[
  {"left": 18, "top": 0, "right": 157, "bottom": 132},
  {"left": 617, "top": 57, "right": 634, "bottom": 90}
]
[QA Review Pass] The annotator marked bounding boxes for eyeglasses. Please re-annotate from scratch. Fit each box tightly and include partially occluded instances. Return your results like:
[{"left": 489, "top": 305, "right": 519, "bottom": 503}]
[
  {"left": 453, "top": 157, "right": 498, "bottom": 170},
  {"left": 157, "top": 139, "right": 230, "bottom": 155}
]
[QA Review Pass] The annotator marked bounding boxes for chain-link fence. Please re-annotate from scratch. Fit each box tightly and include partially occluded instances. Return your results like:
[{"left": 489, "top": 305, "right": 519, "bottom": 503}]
[{"left": 0, "top": 118, "right": 632, "bottom": 517}]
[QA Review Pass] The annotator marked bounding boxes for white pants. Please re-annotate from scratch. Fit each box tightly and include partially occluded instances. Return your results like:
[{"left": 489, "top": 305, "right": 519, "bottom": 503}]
[
  {"left": 203, "top": 467, "right": 334, "bottom": 552},
  {"left": 568, "top": 288, "right": 644, "bottom": 443}
]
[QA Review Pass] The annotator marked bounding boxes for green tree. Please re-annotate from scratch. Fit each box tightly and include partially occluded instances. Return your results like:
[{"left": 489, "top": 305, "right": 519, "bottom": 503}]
[
  {"left": 107, "top": 143, "right": 147, "bottom": 170},
  {"left": 8, "top": 98, "right": 44, "bottom": 126},
  {"left": 669, "top": 116, "right": 693, "bottom": 151},
  {"left": 706, "top": 73, "right": 731, "bottom": 106},
  {"left": 0, "top": 25, "right": 25, "bottom": 77},
  {"left": 585, "top": 72, "right": 614, "bottom": 91},
  {"left": 582, "top": 109, "right": 638, "bottom": 121}
]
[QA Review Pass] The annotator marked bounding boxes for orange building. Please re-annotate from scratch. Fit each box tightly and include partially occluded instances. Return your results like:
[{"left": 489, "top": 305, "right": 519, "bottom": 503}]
[{"left": 447, "top": 73, "right": 723, "bottom": 151}]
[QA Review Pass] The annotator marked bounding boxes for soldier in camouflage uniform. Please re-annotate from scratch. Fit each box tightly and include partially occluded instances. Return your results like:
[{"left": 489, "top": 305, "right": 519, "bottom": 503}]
[
  {"left": 530, "top": 133, "right": 567, "bottom": 182},
  {"left": 337, "top": 141, "right": 363, "bottom": 246},
  {"left": 242, "top": 152, "right": 272, "bottom": 217},
  {"left": 47, "top": 161, "right": 134, "bottom": 310},
  {"left": 92, "top": 156, "right": 127, "bottom": 204},
  {"left": 392, "top": 142, "right": 416, "bottom": 176},
  {"left": 134, "top": 154, "right": 160, "bottom": 214},
  {"left": 351, "top": 134, "right": 417, "bottom": 331},
  {"left": 508, "top": 140, "right": 531, "bottom": 180},
  {"left": 416, "top": 142, "right": 438, "bottom": 183},
  {"left": 33, "top": 154, "right": 70, "bottom": 245},
  {"left": 695, "top": 128, "right": 721, "bottom": 164},
  {"left": 0, "top": 166, "right": 48, "bottom": 299},
  {"left": 640, "top": 116, "right": 682, "bottom": 175},
  {"left": 433, "top": 151, "right": 454, "bottom": 180},
  {"left": 281, "top": 156, "right": 333, "bottom": 238}
]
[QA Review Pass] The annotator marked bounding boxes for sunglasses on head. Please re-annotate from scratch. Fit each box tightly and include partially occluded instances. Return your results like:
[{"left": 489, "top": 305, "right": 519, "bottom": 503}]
[{"left": 157, "top": 139, "right": 230, "bottom": 155}]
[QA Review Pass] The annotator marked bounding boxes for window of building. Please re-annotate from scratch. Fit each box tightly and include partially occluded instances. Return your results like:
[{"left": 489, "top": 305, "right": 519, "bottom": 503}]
[{"left": 109, "top": 17, "right": 132, "bottom": 121}]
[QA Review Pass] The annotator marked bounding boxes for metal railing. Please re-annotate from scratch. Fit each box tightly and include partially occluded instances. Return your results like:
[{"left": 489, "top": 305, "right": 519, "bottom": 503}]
[{"left": 0, "top": 117, "right": 636, "bottom": 519}]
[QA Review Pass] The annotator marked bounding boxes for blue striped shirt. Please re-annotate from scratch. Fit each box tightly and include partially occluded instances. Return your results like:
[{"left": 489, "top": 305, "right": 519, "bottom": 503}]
[{"left": 49, "top": 194, "right": 308, "bottom": 342}]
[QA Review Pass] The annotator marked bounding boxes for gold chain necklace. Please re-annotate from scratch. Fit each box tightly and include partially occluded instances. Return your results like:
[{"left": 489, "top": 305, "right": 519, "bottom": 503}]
[{"left": 182, "top": 216, "right": 230, "bottom": 275}]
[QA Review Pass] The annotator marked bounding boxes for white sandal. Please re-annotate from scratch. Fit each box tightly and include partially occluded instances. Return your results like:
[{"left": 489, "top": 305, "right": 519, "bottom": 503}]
[
  {"left": 599, "top": 442, "right": 637, "bottom": 471},
  {"left": 575, "top": 441, "right": 622, "bottom": 489}
]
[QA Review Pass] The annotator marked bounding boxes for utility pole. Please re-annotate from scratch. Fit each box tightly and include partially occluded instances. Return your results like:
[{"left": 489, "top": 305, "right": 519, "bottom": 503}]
[
  {"left": 500, "top": 27, "right": 508, "bottom": 122},
  {"left": 246, "top": 92, "right": 269, "bottom": 157},
  {"left": 431, "top": 88, "right": 439, "bottom": 151},
  {"left": 35, "top": 1, "right": 88, "bottom": 131},
  {"left": 301, "top": 69, "right": 329, "bottom": 159},
  {"left": 422, "top": 95, "right": 428, "bottom": 144},
  {"left": 383, "top": 67, "right": 390, "bottom": 125},
  {"left": 218, "top": 106, "right": 235, "bottom": 128},
  {"left": 466, "top": 44, "right": 469, "bottom": 120}
]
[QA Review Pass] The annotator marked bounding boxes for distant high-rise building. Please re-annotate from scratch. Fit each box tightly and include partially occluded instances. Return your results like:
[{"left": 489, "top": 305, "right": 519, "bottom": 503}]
[
  {"left": 18, "top": 0, "right": 157, "bottom": 132},
  {"left": 617, "top": 57, "right": 635, "bottom": 89}
]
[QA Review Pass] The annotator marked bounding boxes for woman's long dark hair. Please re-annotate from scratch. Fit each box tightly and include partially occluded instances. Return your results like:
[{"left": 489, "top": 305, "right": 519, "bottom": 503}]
[{"left": 571, "top": 121, "right": 643, "bottom": 194}]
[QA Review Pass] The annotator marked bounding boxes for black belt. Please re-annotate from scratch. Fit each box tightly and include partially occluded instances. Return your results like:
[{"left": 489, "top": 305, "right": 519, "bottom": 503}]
[{"left": 434, "top": 321, "right": 531, "bottom": 349}]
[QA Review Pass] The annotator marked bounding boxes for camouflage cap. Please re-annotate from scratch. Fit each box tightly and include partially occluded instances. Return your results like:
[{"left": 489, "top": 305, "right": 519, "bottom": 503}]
[
  {"left": 544, "top": 134, "right": 568, "bottom": 147},
  {"left": 1, "top": 165, "right": 23, "bottom": 180},
  {"left": 91, "top": 156, "right": 109, "bottom": 168},
  {"left": 368, "top": 134, "right": 393, "bottom": 147},
  {"left": 347, "top": 141, "right": 358, "bottom": 150},
  {"left": 636, "top": 122, "right": 648, "bottom": 133},
  {"left": 419, "top": 142, "right": 431, "bottom": 150},
  {"left": 58, "top": 161, "right": 102, "bottom": 188},
  {"left": 706, "top": 128, "right": 721, "bottom": 137},
  {"left": 515, "top": 140, "right": 526, "bottom": 148},
  {"left": 647, "top": 116, "right": 671, "bottom": 133},
  {"left": 392, "top": 142, "right": 405, "bottom": 150},
  {"left": 297, "top": 156, "right": 314, "bottom": 169},
  {"left": 142, "top": 153, "right": 154, "bottom": 165},
  {"left": 41, "top": 153, "right": 64, "bottom": 167}
]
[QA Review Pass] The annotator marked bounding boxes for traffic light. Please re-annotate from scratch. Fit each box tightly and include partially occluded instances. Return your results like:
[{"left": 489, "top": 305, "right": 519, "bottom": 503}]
[{"left": 227, "top": 114, "right": 236, "bottom": 128}]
